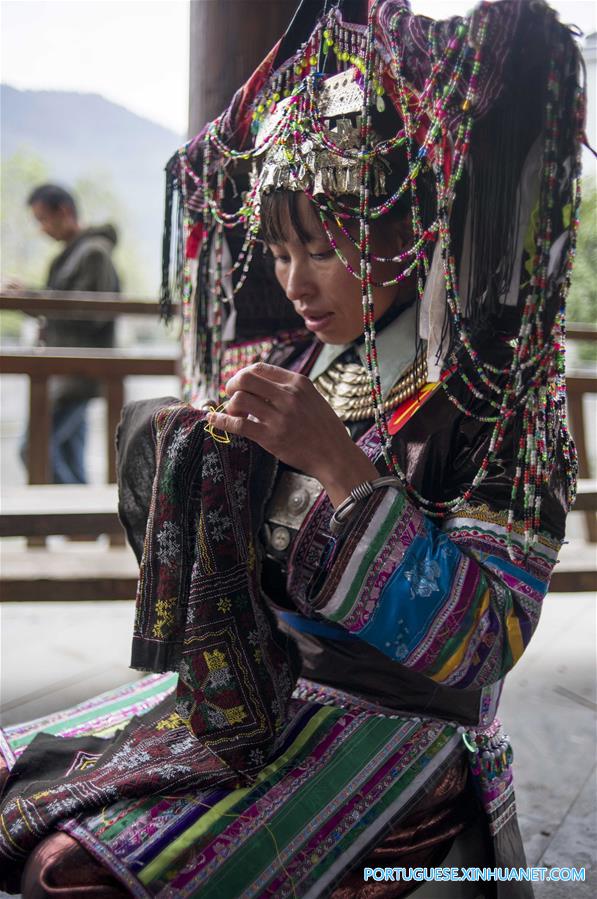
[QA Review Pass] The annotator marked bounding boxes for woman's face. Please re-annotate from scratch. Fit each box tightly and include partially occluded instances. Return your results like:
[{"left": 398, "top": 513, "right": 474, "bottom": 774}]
[{"left": 267, "top": 192, "right": 412, "bottom": 345}]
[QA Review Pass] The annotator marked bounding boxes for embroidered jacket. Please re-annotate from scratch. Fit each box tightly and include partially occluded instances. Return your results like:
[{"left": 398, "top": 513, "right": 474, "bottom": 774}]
[{"left": 259, "top": 328, "right": 570, "bottom": 727}]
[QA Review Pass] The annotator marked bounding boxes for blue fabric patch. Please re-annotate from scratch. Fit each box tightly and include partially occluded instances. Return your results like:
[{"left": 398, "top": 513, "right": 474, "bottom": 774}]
[
  {"left": 356, "top": 522, "right": 463, "bottom": 663},
  {"left": 277, "top": 609, "right": 359, "bottom": 642},
  {"left": 483, "top": 554, "right": 547, "bottom": 594}
]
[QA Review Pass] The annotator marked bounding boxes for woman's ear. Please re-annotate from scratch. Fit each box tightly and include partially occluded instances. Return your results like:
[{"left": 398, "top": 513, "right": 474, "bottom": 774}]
[
  {"left": 393, "top": 214, "right": 414, "bottom": 251},
  {"left": 373, "top": 214, "right": 414, "bottom": 256}
]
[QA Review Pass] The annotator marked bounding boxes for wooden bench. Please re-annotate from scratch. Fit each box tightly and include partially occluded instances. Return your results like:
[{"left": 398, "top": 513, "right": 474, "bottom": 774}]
[
  {"left": 550, "top": 540, "right": 597, "bottom": 593},
  {"left": 0, "top": 481, "right": 595, "bottom": 602},
  {"left": 0, "top": 484, "right": 139, "bottom": 601},
  {"left": 0, "top": 546, "right": 139, "bottom": 601},
  {"left": 0, "top": 484, "right": 123, "bottom": 538},
  {"left": 572, "top": 478, "right": 597, "bottom": 514}
]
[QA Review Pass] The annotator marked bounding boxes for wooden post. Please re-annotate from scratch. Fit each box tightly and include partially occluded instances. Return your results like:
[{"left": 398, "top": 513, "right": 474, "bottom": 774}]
[
  {"left": 28, "top": 377, "right": 51, "bottom": 484},
  {"left": 105, "top": 378, "right": 125, "bottom": 484},
  {"left": 27, "top": 376, "right": 51, "bottom": 546},
  {"left": 567, "top": 385, "right": 597, "bottom": 543},
  {"left": 188, "top": 0, "right": 297, "bottom": 136},
  {"left": 106, "top": 377, "right": 126, "bottom": 545}
]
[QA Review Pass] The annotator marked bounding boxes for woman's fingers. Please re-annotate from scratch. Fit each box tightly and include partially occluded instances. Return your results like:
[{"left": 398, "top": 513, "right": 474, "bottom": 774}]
[
  {"left": 244, "top": 362, "right": 297, "bottom": 384},
  {"left": 207, "top": 387, "right": 281, "bottom": 446},
  {"left": 225, "top": 363, "right": 307, "bottom": 406},
  {"left": 214, "top": 362, "right": 347, "bottom": 472},
  {"left": 207, "top": 409, "right": 262, "bottom": 443},
  {"left": 225, "top": 390, "right": 277, "bottom": 422},
  {"left": 225, "top": 369, "right": 279, "bottom": 405}
]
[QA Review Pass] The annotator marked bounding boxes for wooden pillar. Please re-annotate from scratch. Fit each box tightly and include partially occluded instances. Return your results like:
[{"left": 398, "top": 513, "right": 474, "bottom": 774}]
[
  {"left": 27, "top": 376, "right": 51, "bottom": 546},
  {"left": 105, "top": 377, "right": 124, "bottom": 485},
  {"left": 28, "top": 377, "right": 51, "bottom": 484},
  {"left": 106, "top": 377, "right": 126, "bottom": 544},
  {"left": 188, "top": 0, "right": 297, "bottom": 137},
  {"left": 567, "top": 385, "right": 597, "bottom": 543}
]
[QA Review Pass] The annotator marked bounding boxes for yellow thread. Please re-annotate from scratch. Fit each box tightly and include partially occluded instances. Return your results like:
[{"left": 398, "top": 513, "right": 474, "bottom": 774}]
[
  {"left": 15, "top": 797, "right": 35, "bottom": 834},
  {"left": 432, "top": 588, "right": 492, "bottom": 682},
  {"left": 223, "top": 705, "right": 248, "bottom": 725},
  {"left": 184, "top": 798, "right": 299, "bottom": 899},
  {"left": 144, "top": 711, "right": 336, "bottom": 891},
  {"left": 99, "top": 798, "right": 147, "bottom": 834},
  {"left": 505, "top": 606, "right": 525, "bottom": 665},
  {"left": 205, "top": 403, "right": 231, "bottom": 444},
  {"left": 197, "top": 514, "right": 214, "bottom": 575},
  {"left": 247, "top": 540, "right": 256, "bottom": 573},
  {"left": 204, "top": 650, "right": 228, "bottom": 671},
  {"left": 152, "top": 596, "right": 176, "bottom": 639},
  {"left": 0, "top": 812, "right": 25, "bottom": 851},
  {"left": 156, "top": 712, "right": 185, "bottom": 731}
]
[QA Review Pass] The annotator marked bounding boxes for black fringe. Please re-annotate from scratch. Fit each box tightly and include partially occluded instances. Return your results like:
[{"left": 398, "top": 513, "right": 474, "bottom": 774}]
[
  {"left": 463, "top": 8, "right": 546, "bottom": 349},
  {"left": 160, "top": 155, "right": 179, "bottom": 322}
]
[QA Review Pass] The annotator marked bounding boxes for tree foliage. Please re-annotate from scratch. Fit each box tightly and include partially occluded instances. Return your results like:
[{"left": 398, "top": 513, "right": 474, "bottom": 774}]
[
  {"left": 1, "top": 150, "right": 53, "bottom": 287},
  {"left": 0, "top": 149, "right": 150, "bottom": 294},
  {"left": 567, "top": 181, "right": 597, "bottom": 364}
]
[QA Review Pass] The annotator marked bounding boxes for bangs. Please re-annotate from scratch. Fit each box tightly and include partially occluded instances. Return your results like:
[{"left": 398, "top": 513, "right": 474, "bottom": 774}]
[{"left": 260, "top": 191, "right": 316, "bottom": 245}]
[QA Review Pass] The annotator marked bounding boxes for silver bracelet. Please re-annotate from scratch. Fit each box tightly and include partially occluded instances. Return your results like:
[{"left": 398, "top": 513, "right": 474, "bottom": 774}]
[{"left": 329, "top": 476, "right": 403, "bottom": 536}]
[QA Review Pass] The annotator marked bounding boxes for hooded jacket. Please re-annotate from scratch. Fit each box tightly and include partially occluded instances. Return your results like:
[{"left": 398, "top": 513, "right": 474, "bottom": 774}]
[{"left": 43, "top": 224, "right": 121, "bottom": 401}]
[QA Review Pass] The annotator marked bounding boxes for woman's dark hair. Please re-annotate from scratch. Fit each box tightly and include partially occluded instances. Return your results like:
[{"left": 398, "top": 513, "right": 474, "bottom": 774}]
[{"left": 27, "top": 184, "right": 78, "bottom": 217}]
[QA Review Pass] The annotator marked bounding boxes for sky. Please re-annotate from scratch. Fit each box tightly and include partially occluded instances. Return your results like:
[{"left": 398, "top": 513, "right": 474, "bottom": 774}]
[
  {"left": 1, "top": 0, "right": 596, "bottom": 135},
  {"left": 1, "top": 0, "right": 190, "bottom": 134}
]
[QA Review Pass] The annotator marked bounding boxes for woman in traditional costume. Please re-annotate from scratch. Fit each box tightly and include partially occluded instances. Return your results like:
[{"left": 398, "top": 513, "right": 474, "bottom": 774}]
[{"left": 0, "top": 1, "right": 586, "bottom": 897}]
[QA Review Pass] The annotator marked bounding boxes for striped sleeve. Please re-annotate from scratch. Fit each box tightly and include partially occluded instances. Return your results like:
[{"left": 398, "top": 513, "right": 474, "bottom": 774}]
[{"left": 312, "top": 488, "right": 562, "bottom": 689}]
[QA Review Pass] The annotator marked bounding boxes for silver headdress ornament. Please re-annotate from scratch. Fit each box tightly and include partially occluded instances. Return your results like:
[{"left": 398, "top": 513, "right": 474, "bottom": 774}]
[{"left": 253, "top": 68, "right": 389, "bottom": 199}]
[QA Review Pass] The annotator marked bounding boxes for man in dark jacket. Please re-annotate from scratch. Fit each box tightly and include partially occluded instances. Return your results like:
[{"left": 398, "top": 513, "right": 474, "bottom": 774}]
[{"left": 24, "top": 184, "right": 121, "bottom": 483}]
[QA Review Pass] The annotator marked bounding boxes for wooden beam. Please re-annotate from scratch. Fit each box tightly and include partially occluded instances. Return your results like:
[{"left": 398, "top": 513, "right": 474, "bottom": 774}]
[
  {"left": 550, "top": 569, "right": 597, "bottom": 592},
  {"left": 573, "top": 480, "right": 597, "bottom": 513},
  {"left": 0, "top": 291, "right": 180, "bottom": 318},
  {"left": 0, "top": 485, "right": 122, "bottom": 538},
  {"left": 0, "top": 579, "right": 137, "bottom": 602},
  {"left": 549, "top": 540, "right": 597, "bottom": 593},
  {"left": 567, "top": 373, "right": 597, "bottom": 394},
  {"left": 567, "top": 381, "right": 597, "bottom": 542},
  {"left": 0, "top": 547, "right": 138, "bottom": 602},
  {"left": 567, "top": 323, "right": 597, "bottom": 342},
  {"left": 0, "top": 349, "right": 179, "bottom": 378},
  {"left": 0, "top": 511, "right": 123, "bottom": 539}
]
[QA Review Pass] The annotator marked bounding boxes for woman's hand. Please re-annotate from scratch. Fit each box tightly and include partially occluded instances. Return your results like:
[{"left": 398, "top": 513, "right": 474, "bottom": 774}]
[{"left": 206, "top": 362, "right": 379, "bottom": 508}]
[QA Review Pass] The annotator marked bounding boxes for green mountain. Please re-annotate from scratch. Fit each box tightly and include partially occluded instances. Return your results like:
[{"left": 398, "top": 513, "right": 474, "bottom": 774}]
[{"left": 1, "top": 84, "right": 184, "bottom": 295}]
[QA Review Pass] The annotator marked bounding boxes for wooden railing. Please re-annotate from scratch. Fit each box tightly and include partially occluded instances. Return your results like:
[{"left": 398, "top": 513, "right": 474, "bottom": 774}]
[
  {"left": 0, "top": 292, "right": 595, "bottom": 598},
  {"left": 0, "top": 289, "right": 179, "bottom": 318},
  {"left": 565, "top": 326, "right": 597, "bottom": 543},
  {"left": 0, "top": 348, "right": 179, "bottom": 483},
  {"left": 0, "top": 291, "right": 179, "bottom": 484},
  {"left": 1, "top": 291, "right": 596, "bottom": 532}
]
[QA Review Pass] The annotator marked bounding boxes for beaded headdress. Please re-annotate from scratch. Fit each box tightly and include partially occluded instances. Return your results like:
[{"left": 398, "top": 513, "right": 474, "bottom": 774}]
[
  {"left": 255, "top": 67, "right": 389, "bottom": 198},
  {"left": 161, "top": 0, "right": 585, "bottom": 557}
]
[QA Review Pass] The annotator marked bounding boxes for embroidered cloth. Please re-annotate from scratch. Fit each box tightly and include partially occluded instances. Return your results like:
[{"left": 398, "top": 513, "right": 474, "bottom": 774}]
[{"left": 0, "top": 404, "right": 300, "bottom": 867}]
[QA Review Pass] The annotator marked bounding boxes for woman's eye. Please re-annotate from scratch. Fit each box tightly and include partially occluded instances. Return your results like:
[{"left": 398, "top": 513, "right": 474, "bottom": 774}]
[
  {"left": 272, "top": 255, "right": 290, "bottom": 264},
  {"left": 310, "top": 249, "right": 335, "bottom": 260}
]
